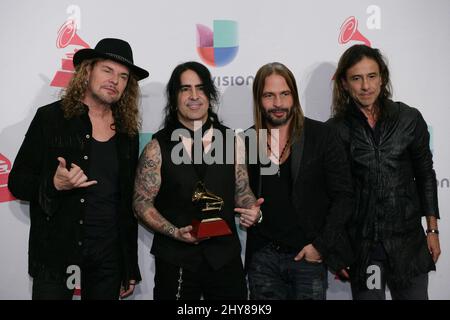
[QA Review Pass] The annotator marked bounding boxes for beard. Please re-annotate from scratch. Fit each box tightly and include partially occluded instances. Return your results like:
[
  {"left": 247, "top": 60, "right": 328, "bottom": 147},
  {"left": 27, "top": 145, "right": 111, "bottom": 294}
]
[
  {"left": 91, "top": 91, "right": 120, "bottom": 106},
  {"left": 87, "top": 84, "right": 122, "bottom": 106},
  {"left": 261, "top": 107, "right": 293, "bottom": 127}
]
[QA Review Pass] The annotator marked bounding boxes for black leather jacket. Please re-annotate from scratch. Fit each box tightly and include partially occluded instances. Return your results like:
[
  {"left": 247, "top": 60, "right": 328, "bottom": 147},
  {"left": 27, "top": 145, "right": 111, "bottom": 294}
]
[
  {"left": 328, "top": 100, "right": 438, "bottom": 288},
  {"left": 8, "top": 101, "right": 141, "bottom": 285}
]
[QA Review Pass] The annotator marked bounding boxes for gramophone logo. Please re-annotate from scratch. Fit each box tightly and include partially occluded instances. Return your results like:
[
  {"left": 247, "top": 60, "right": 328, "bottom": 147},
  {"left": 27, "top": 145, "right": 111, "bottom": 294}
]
[
  {"left": 0, "top": 153, "right": 15, "bottom": 203},
  {"left": 338, "top": 16, "right": 371, "bottom": 47},
  {"left": 50, "top": 19, "right": 90, "bottom": 88},
  {"left": 196, "top": 20, "right": 238, "bottom": 67}
]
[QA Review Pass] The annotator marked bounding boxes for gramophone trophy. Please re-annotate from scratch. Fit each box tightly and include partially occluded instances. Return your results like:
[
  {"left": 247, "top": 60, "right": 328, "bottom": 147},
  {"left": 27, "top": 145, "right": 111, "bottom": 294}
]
[
  {"left": 51, "top": 19, "right": 90, "bottom": 88},
  {"left": 338, "top": 16, "right": 371, "bottom": 47},
  {"left": 191, "top": 181, "right": 232, "bottom": 239}
]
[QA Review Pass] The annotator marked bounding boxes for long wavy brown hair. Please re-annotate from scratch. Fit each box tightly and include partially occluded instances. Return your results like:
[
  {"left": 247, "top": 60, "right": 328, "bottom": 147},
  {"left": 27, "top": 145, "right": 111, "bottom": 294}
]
[
  {"left": 332, "top": 45, "right": 392, "bottom": 119},
  {"left": 253, "top": 62, "right": 304, "bottom": 143},
  {"left": 61, "top": 58, "right": 141, "bottom": 136}
]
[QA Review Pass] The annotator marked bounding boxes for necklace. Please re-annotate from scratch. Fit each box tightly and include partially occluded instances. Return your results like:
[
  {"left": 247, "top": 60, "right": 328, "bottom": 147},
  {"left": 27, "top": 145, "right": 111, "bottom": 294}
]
[{"left": 267, "top": 138, "right": 290, "bottom": 177}]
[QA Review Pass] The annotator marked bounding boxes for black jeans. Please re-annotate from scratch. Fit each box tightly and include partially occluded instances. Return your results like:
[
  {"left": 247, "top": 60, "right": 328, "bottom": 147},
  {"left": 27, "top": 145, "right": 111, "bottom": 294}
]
[
  {"left": 248, "top": 243, "right": 327, "bottom": 300},
  {"left": 153, "top": 255, "right": 247, "bottom": 300},
  {"left": 80, "top": 239, "right": 122, "bottom": 300},
  {"left": 32, "top": 244, "right": 122, "bottom": 300},
  {"left": 351, "top": 259, "right": 429, "bottom": 300},
  {"left": 32, "top": 272, "right": 73, "bottom": 300}
]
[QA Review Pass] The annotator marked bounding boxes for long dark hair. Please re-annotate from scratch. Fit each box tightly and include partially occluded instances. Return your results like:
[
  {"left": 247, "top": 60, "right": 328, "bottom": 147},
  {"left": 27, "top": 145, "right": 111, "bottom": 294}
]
[
  {"left": 332, "top": 44, "right": 392, "bottom": 118},
  {"left": 163, "top": 61, "right": 220, "bottom": 128}
]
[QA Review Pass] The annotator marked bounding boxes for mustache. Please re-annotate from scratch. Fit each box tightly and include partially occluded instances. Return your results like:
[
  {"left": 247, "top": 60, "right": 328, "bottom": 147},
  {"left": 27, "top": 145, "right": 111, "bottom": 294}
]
[
  {"left": 102, "top": 86, "right": 118, "bottom": 94},
  {"left": 268, "top": 108, "right": 289, "bottom": 114}
]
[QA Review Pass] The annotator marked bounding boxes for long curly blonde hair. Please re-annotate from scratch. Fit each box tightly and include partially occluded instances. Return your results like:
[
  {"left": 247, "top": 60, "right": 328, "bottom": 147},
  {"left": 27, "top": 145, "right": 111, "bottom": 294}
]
[{"left": 61, "top": 58, "right": 141, "bottom": 136}]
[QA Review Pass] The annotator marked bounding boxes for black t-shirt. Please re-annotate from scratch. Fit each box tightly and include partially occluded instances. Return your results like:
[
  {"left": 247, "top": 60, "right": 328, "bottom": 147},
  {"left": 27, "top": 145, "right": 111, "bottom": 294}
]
[
  {"left": 84, "top": 135, "right": 120, "bottom": 258},
  {"left": 254, "top": 155, "right": 307, "bottom": 252}
]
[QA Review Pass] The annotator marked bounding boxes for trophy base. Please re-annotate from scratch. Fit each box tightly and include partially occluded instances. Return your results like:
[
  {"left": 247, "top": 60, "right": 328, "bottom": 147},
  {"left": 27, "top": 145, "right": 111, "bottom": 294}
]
[{"left": 191, "top": 218, "right": 232, "bottom": 239}]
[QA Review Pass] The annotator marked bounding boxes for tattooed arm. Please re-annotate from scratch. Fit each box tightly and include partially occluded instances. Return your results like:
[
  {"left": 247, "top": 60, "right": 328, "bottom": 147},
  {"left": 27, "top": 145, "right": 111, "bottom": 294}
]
[
  {"left": 234, "top": 133, "right": 264, "bottom": 227},
  {"left": 235, "top": 163, "right": 257, "bottom": 209},
  {"left": 133, "top": 139, "right": 197, "bottom": 243}
]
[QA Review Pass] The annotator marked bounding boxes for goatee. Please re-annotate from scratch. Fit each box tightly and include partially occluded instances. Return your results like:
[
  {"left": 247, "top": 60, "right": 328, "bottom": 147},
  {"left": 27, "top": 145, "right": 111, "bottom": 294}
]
[{"left": 262, "top": 107, "right": 293, "bottom": 127}]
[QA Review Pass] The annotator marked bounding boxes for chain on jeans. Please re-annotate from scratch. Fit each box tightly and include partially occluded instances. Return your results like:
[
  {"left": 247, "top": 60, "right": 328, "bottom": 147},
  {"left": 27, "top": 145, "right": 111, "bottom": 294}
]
[{"left": 175, "top": 267, "right": 183, "bottom": 300}]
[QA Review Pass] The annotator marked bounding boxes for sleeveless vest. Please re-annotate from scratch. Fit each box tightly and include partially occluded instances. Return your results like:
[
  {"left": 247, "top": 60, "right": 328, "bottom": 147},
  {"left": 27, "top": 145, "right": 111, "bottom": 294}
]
[{"left": 151, "top": 123, "right": 241, "bottom": 271}]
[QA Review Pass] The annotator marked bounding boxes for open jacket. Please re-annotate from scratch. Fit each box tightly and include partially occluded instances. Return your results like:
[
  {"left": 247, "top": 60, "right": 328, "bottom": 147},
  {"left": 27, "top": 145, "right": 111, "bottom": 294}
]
[
  {"left": 327, "top": 100, "right": 438, "bottom": 288},
  {"left": 246, "top": 117, "right": 355, "bottom": 272},
  {"left": 8, "top": 100, "right": 141, "bottom": 284}
]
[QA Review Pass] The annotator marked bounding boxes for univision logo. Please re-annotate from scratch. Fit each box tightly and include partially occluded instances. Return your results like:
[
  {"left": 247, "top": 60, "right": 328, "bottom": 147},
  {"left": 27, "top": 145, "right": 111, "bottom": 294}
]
[{"left": 196, "top": 20, "right": 238, "bottom": 67}]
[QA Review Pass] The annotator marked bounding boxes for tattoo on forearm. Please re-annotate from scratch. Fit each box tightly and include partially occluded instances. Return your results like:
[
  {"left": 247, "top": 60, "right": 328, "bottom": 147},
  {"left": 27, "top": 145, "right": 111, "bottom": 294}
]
[
  {"left": 162, "top": 223, "right": 176, "bottom": 238},
  {"left": 426, "top": 216, "right": 438, "bottom": 229},
  {"left": 133, "top": 139, "right": 177, "bottom": 238},
  {"left": 234, "top": 134, "right": 257, "bottom": 208},
  {"left": 235, "top": 163, "right": 256, "bottom": 208}
]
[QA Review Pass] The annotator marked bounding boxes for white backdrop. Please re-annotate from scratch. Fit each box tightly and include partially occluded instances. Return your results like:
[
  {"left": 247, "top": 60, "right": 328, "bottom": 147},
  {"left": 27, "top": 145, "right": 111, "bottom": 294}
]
[{"left": 1, "top": 0, "right": 449, "bottom": 300}]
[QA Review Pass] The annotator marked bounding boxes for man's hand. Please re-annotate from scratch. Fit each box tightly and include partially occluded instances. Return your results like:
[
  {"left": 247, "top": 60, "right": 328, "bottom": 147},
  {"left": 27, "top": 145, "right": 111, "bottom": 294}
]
[
  {"left": 425, "top": 216, "right": 441, "bottom": 263},
  {"left": 234, "top": 198, "right": 264, "bottom": 228},
  {"left": 294, "top": 244, "right": 322, "bottom": 263},
  {"left": 53, "top": 157, "right": 97, "bottom": 191},
  {"left": 175, "top": 225, "right": 201, "bottom": 244},
  {"left": 335, "top": 268, "right": 350, "bottom": 281},
  {"left": 120, "top": 281, "right": 136, "bottom": 299},
  {"left": 427, "top": 233, "right": 441, "bottom": 263}
]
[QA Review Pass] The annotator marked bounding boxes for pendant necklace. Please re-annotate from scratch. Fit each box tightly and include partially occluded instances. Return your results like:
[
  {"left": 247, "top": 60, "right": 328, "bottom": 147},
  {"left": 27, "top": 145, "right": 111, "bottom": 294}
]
[{"left": 267, "top": 138, "right": 290, "bottom": 177}]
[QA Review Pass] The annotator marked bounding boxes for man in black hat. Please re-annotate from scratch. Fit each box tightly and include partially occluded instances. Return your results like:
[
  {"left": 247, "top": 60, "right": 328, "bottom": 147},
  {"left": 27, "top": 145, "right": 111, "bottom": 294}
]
[{"left": 8, "top": 38, "right": 149, "bottom": 300}]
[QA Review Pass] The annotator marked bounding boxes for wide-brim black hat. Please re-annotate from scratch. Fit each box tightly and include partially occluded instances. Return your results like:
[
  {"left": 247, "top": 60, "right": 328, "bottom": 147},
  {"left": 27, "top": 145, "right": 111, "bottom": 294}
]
[{"left": 73, "top": 38, "right": 149, "bottom": 80}]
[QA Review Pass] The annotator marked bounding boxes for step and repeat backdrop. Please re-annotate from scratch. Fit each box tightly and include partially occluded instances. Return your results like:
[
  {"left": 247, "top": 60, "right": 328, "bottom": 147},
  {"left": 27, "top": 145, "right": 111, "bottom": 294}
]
[{"left": 1, "top": 0, "right": 449, "bottom": 299}]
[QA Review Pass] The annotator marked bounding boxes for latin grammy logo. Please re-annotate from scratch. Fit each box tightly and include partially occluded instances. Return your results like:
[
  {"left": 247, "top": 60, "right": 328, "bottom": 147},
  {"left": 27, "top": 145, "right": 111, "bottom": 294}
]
[
  {"left": 338, "top": 16, "right": 371, "bottom": 47},
  {"left": 0, "top": 153, "right": 15, "bottom": 203},
  {"left": 50, "top": 19, "right": 90, "bottom": 88}
]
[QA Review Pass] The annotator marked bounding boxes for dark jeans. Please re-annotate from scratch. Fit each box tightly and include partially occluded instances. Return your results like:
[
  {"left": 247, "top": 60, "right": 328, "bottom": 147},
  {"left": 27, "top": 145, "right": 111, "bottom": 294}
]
[
  {"left": 32, "top": 273, "right": 73, "bottom": 300},
  {"left": 351, "top": 259, "right": 429, "bottom": 300},
  {"left": 32, "top": 243, "right": 122, "bottom": 300},
  {"left": 248, "top": 243, "right": 327, "bottom": 300},
  {"left": 80, "top": 245, "right": 122, "bottom": 300},
  {"left": 153, "top": 255, "right": 247, "bottom": 300}
]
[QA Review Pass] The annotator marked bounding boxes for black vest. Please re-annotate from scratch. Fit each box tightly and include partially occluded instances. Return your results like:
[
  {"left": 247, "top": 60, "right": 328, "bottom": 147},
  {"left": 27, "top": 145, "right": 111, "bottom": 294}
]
[{"left": 151, "top": 123, "right": 241, "bottom": 271}]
